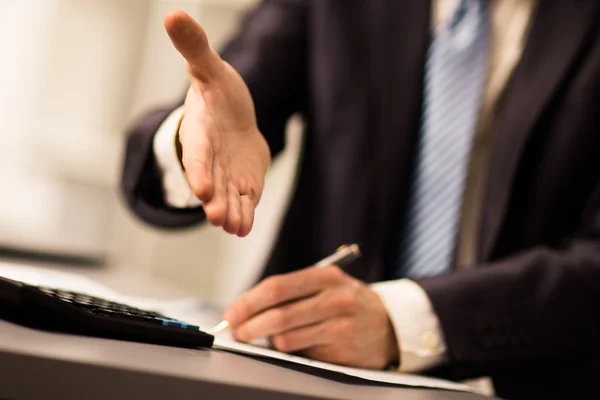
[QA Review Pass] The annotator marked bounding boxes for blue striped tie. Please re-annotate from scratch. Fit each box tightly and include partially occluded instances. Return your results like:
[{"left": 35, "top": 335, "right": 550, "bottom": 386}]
[{"left": 394, "top": 0, "right": 489, "bottom": 279}]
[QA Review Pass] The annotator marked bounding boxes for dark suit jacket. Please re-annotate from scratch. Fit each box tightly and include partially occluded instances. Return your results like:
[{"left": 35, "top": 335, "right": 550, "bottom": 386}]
[{"left": 122, "top": 1, "right": 600, "bottom": 398}]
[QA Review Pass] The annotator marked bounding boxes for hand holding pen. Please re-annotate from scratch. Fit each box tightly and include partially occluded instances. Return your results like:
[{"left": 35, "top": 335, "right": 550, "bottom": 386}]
[
  {"left": 214, "top": 244, "right": 400, "bottom": 370},
  {"left": 213, "top": 244, "right": 361, "bottom": 334}
]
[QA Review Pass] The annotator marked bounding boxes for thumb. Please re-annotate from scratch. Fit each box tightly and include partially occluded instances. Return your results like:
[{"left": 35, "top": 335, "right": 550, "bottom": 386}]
[{"left": 164, "top": 10, "right": 219, "bottom": 82}]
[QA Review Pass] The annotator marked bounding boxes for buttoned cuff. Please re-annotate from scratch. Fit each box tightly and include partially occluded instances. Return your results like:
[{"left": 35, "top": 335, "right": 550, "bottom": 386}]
[
  {"left": 153, "top": 106, "right": 203, "bottom": 208},
  {"left": 371, "top": 279, "right": 448, "bottom": 372}
]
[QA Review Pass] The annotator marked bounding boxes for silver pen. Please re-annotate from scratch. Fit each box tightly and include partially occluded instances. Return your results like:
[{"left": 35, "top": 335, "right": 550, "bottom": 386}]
[{"left": 211, "top": 244, "right": 362, "bottom": 335}]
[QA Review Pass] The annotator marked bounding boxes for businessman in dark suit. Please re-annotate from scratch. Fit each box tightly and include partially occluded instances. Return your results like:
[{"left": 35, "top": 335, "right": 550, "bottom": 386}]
[{"left": 122, "top": 1, "right": 600, "bottom": 398}]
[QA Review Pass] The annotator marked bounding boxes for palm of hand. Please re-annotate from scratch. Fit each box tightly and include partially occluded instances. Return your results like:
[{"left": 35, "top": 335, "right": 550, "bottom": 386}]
[{"left": 167, "top": 11, "right": 271, "bottom": 237}]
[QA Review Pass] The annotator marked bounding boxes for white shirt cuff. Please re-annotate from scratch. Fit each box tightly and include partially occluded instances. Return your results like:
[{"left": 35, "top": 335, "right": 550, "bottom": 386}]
[
  {"left": 153, "top": 106, "right": 203, "bottom": 208},
  {"left": 371, "top": 279, "right": 448, "bottom": 372}
]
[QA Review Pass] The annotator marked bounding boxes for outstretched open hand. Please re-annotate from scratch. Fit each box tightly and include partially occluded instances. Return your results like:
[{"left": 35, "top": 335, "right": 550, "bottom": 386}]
[{"left": 164, "top": 11, "right": 271, "bottom": 237}]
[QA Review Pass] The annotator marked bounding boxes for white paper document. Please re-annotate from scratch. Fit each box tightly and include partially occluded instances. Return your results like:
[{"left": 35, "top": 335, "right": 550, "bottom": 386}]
[
  {"left": 0, "top": 262, "right": 474, "bottom": 393},
  {"left": 212, "top": 336, "right": 473, "bottom": 392}
]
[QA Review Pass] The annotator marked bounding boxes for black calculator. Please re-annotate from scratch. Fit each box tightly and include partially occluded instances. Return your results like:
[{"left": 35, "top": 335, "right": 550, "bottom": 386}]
[{"left": 0, "top": 275, "right": 214, "bottom": 349}]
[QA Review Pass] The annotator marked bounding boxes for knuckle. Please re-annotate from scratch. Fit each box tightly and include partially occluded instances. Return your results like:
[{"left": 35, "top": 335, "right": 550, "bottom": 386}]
[
  {"left": 262, "top": 276, "right": 284, "bottom": 302},
  {"left": 324, "top": 265, "right": 345, "bottom": 283},
  {"left": 324, "top": 323, "right": 339, "bottom": 339},
  {"left": 237, "top": 177, "right": 260, "bottom": 205},
  {"left": 189, "top": 66, "right": 210, "bottom": 82},
  {"left": 270, "top": 308, "right": 289, "bottom": 330},
  {"left": 185, "top": 170, "right": 211, "bottom": 198},
  {"left": 331, "top": 290, "right": 358, "bottom": 314},
  {"left": 190, "top": 181, "right": 209, "bottom": 199},
  {"left": 207, "top": 211, "right": 225, "bottom": 226},
  {"left": 234, "top": 176, "right": 250, "bottom": 194},
  {"left": 233, "top": 299, "right": 252, "bottom": 321},
  {"left": 272, "top": 335, "right": 293, "bottom": 353},
  {"left": 232, "top": 326, "right": 249, "bottom": 342},
  {"left": 231, "top": 208, "right": 242, "bottom": 225},
  {"left": 206, "top": 200, "right": 227, "bottom": 220},
  {"left": 338, "top": 320, "right": 357, "bottom": 338},
  {"left": 216, "top": 201, "right": 228, "bottom": 215},
  {"left": 329, "top": 319, "right": 357, "bottom": 338},
  {"left": 246, "top": 184, "right": 259, "bottom": 204}
]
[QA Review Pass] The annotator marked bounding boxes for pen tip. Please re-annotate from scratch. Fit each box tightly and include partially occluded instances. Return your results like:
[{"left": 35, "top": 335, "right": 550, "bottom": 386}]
[
  {"left": 212, "top": 320, "right": 230, "bottom": 335},
  {"left": 350, "top": 244, "right": 361, "bottom": 257}
]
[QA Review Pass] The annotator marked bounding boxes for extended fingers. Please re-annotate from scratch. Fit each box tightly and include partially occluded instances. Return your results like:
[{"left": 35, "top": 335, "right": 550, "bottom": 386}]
[
  {"left": 233, "top": 292, "right": 325, "bottom": 342},
  {"left": 237, "top": 195, "right": 255, "bottom": 237},
  {"left": 233, "top": 288, "right": 360, "bottom": 342},
  {"left": 181, "top": 121, "right": 214, "bottom": 202},
  {"left": 223, "top": 266, "right": 349, "bottom": 327},
  {"left": 202, "top": 162, "right": 228, "bottom": 226},
  {"left": 271, "top": 318, "right": 357, "bottom": 355},
  {"left": 223, "top": 183, "right": 242, "bottom": 235},
  {"left": 180, "top": 122, "right": 253, "bottom": 235},
  {"left": 270, "top": 323, "right": 328, "bottom": 353},
  {"left": 164, "top": 10, "right": 219, "bottom": 82}
]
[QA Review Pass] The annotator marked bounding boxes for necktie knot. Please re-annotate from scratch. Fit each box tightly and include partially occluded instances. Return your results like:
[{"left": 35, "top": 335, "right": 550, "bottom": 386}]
[
  {"left": 448, "top": 0, "right": 488, "bottom": 50},
  {"left": 450, "top": 0, "right": 470, "bottom": 30}
]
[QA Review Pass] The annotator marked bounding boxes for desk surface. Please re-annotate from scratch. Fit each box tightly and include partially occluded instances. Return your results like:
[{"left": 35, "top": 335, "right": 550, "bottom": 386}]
[{"left": 0, "top": 264, "right": 497, "bottom": 400}]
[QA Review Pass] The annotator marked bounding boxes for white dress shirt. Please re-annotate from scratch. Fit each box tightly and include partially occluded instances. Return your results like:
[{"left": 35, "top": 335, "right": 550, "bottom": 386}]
[{"left": 152, "top": 0, "right": 536, "bottom": 372}]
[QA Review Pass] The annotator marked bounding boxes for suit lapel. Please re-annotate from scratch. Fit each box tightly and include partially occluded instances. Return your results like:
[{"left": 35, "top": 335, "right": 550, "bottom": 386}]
[
  {"left": 481, "top": 0, "right": 600, "bottom": 260},
  {"left": 367, "top": 0, "right": 430, "bottom": 280}
]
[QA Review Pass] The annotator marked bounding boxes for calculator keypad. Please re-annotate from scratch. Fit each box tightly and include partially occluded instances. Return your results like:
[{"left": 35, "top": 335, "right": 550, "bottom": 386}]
[{"left": 35, "top": 287, "right": 200, "bottom": 330}]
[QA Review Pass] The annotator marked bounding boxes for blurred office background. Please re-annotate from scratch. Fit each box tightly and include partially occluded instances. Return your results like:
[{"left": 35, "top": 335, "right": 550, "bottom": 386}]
[{"left": 0, "top": 0, "right": 303, "bottom": 305}]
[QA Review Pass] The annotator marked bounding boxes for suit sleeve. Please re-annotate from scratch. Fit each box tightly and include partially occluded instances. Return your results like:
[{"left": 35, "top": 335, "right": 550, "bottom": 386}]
[
  {"left": 417, "top": 183, "right": 600, "bottom": 379},
  {"left": 121, "top": 0, "right": 308, "bottom": 229}
]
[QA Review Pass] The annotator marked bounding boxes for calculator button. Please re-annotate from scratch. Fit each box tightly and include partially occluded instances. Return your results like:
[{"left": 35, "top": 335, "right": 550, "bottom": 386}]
[
  {"left": 38, "top": 287, "right": 56, "bottom": 296},
  {"left": 57, "top": 292, "right": 75, "bottom": 301},
  {"left": 74, "top": 299, "right": 95, "bottom": 306},
  {"left": 75, "top": 303, "right": 98, "bottom": 311},
  {"left": 93, "top": 309, "right": 124, "bottom": 318}
]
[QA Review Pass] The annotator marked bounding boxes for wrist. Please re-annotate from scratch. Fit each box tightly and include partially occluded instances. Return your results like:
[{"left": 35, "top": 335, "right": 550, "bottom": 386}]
[
  {"left": 372, "top": 279, "right": 448, "bottom": 372},
  {"left": 153, "top": 106, "right": 202, "bottom": 208}
]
